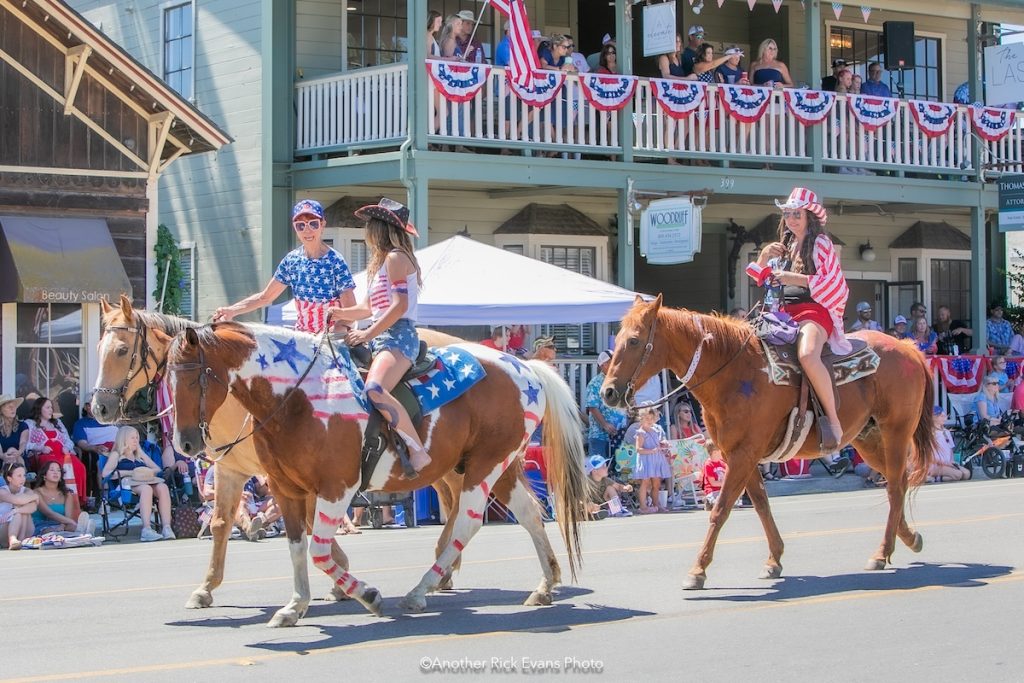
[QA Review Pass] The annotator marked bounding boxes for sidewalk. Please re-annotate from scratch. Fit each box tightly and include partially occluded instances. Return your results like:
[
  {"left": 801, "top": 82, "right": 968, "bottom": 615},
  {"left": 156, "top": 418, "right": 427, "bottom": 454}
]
[{"left": 764, "top": 461, "right": 867, "bottom": 497}]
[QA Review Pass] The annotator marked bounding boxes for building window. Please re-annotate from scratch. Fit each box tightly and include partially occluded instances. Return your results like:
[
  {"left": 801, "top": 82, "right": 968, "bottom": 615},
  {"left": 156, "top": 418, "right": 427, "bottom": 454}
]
[
  {"left": 13, "top": 303, "right": 82, "bottom": 418},
  {"left": 829, "top": 26, "right": 942, "bottom": 101},
  {"left": 503, "top": 245, "right": 525, "bottom": 256},
  {"left": 179, "top": 246, "right": 195, "bottom": 320},
  {"left": 540, "top": 246, "right": 596, "bottom": 354},
  {"left": 163, "top": 2, "right": 194, "bottom": 100},
  {"left": 931, "top": 259, "right": 971, "bottom": 324}
]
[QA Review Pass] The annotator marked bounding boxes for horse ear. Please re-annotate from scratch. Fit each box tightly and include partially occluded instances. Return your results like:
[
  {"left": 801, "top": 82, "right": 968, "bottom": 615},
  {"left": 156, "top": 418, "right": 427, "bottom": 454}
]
[
  {"left": 119, "top": 294, "right": 134, "bottom": 323},
  {"left": 634, "top": 294, "right": 645, "bottom": 305},
  {"left": 184, "top": 327, "right": 200, "bottom": 347},
  {"left": 100, "top": 297, "right": 112, "bottom": 315},
  {"left": 651, "top": 294, "right": 663, "bottom": 311},
  {"left": 151, "top": 328, "right": 173, "bottom": 346}
]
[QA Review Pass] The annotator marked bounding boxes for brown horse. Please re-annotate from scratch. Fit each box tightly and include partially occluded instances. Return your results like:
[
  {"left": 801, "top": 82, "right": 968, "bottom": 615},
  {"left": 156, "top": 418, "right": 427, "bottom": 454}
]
[
  {"left": 601, "top": 296, "right": 935, "bottom": 589},
  {"left": 92, "top": 296, "right": 550, "bottom": 625},
  {"left": 166, "top": 321, "right": 588, "bottom": 619}
]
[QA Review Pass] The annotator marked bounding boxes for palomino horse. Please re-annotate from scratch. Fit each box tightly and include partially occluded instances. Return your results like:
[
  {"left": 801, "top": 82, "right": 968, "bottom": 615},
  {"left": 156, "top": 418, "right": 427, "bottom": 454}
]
[
  {"left": 601, "top": 296, "right": 935, "bottom": 589},
  {"left": 166, "top": 322, "right": 589, "bottom": 619},
  {"left": 92, "top": 296, "right": 549, "bottom": 625}
]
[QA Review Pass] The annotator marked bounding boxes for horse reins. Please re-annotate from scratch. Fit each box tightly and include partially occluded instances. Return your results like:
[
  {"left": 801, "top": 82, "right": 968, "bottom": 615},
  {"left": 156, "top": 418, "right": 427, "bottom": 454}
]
[{"left": 94, "top": 321, "right": 172, "bottom": 425}]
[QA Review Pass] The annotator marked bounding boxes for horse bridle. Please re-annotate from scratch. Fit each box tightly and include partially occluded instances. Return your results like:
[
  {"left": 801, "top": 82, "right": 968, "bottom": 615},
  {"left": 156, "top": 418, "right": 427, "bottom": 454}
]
[
  {"left": 621, "top": 312, "right": 752, "bottom": 409},
  {"left": 94, "top": 321, "right": 169, "bottom": 424},
  {"left": 167, "top": 327, "right": 326, "bottom": 460}
]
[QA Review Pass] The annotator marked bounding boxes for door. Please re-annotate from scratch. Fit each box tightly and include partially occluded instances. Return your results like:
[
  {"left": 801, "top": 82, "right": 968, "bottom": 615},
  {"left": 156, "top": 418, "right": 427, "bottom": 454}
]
[
  {"left": 887, "top": 280, "right": 924, "bottom": 328},
  {"left": 845, "top": 279, "right": 885, "bottom": 331}
]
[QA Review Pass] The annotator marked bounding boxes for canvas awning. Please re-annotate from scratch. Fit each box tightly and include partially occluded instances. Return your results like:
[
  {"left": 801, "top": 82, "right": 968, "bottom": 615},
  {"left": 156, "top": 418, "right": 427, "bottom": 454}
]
[{"left": 0, "top": 216, "right": 132, "bottom": 304}]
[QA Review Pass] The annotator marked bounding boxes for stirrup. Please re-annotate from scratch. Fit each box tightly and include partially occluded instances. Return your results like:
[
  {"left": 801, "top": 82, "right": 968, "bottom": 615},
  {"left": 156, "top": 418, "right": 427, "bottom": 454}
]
[{"left": 820, "top": 421, "right": 842, "bottom": 452}]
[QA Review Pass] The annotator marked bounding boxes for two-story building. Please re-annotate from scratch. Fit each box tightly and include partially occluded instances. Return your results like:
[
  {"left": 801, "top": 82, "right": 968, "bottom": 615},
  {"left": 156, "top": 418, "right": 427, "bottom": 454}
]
[{"left": 67, "top": 0, "right": 1024, "bottom": 354}]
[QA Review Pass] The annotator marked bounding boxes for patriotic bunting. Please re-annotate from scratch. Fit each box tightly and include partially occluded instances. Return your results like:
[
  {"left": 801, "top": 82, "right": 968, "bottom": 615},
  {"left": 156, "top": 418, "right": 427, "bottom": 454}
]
[
  {"left": 907, "top": 99, "right": 958, "bottom": 138},
  {"left": 718, "top": 85, "right": 772, "bottom": 124},
  {"left": 847, "top": 95, "right": 898, "bottom": 131},
  {"left": 970, "top": 105, "right": 1016, "bottom": 142},
  {"left": 860, "top": 5, "right": 872, "bottom": 22},
  {"left": 784, "top": 89, "right": 836, "bottom": 126},
  {"left": 650, "top": 79, "right": 708, "bottom": 119},
  {"left": 508, "top": 69, "right": 566, "bottom": 107},
  {"left": 747, "top": 0, "right": 757, "bottom": 10},
  {"left": 719, "top": 0, "right": 727, "bottom": 7},
  {"left": 930, "top": 356, "right": 985, "bottom": 395},
  {"left": 426, "top": 60, "right": 491, "bottom": 103},
  {"left": 772, "top": 0, "right": 783, "bottom": 12},
  {"left": 832, "top": 1, "right": 843, "bottom": 19},
  {"left": 579, "top": 74, "right": 639, "bottom": 112}
]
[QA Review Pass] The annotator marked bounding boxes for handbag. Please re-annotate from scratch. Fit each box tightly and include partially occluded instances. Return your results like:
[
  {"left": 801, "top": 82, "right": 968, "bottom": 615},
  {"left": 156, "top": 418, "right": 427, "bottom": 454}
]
[
  {"left": 170, "top": 504, "right": 202, "bottom": 539},
  {"left": 753, "top": 311, "right": 800, "bottom": 346}
]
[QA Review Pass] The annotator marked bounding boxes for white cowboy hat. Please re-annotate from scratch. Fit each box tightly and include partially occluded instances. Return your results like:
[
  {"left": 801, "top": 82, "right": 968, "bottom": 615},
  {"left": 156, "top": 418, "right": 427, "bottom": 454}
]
[
  {"left": 0, "top": 394, "right": 24, "bottom": 411},
  {"left": 120, "top": 466, "right": 163, "bottom": 487},
  {"left": 775, "top": 187, "right": 828, "bottom": 225}
]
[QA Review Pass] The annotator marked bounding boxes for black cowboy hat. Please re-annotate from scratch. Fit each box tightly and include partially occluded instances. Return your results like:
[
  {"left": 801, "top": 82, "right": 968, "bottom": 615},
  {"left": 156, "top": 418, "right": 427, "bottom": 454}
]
[{"left": 354, "top": 198, "right": 418, "bottom": 237}]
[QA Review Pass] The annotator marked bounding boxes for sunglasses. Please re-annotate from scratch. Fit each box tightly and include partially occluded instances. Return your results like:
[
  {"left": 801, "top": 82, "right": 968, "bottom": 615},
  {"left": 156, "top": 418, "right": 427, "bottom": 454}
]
[
  {"left": 607, "top": 50, "right": 617, "bottom": 55},
  {"left": 293, "top": 219, "right": 323, "bottom": 232},
  {"left": 986, "top": 381, "right": 999, "bottom": 386},
  {"left": 781, "top": 209, "right": 803, "bottom": 218}
]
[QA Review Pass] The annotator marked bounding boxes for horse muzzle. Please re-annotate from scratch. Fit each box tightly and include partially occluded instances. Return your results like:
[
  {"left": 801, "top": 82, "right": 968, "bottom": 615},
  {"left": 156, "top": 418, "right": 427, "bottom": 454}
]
[
  {"left": 602, "top": 384, "right": 625, "bottom": 408},
  {"left": 176, "top": 427, "right": 206, "bottom": 457},
  {"left": 91, "top": 395, "right": 120, "bottom": 424}
]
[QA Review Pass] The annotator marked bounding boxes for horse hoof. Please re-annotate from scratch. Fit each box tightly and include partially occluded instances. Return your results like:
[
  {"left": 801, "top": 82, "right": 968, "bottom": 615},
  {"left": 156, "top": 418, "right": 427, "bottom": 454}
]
[
  {"left": 185, "top": 590, "right": 213, "bottom": 609},
  {"left": 524, "top": 591, "right": 553, "bottom": 606},
  {"left": 361, "top": 587, "right": 384, "bottom": 617},
  {"left": 438, "top": 576, "right": 455, "bottom": 591},
  {"left": 864, "top": 558, "right": 887, "bottom": 571},
  {"left": 682, "top": 574, "right": 707, "bottom": 591},
  {"left": 325, "top": 586, "right": 352, "bottom": 602},
  {"left": 909, "top": 532, "right": 924, "bottom": 553},
  {"left": 399, "top": 593, "right": 427, "bottom": 613},
  {"left": 267, "top": 608, "right": 304, "bottom": 628},
  {"left": 759, "top": 564, "right": 783, "bottom": 580}
]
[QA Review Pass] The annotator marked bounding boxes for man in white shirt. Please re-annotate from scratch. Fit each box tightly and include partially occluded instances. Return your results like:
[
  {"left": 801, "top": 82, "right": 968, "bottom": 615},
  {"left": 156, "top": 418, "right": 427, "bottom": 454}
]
[{"left": 849, "top": 301, "right": 882, "bottom": 332}]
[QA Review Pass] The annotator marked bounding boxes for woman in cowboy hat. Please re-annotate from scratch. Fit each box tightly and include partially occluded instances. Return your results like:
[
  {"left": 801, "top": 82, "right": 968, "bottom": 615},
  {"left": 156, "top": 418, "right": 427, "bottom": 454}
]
[
  {"left": 329, "top": 198, "right": 431, "bottom": 476},
  {"left": 0, "top": 395, "right": 28, "bottom": 469},
  {"left": 746, "top": 188, "right": 850, "bottom": 451},
  {"left": 214, "top": 199, "right": 357, "bottom": 334}
]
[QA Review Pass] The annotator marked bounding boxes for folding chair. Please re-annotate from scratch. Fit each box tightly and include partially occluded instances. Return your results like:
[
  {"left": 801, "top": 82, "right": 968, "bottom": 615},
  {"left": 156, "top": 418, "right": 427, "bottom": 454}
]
[{"left": 96, "top": 455, "right": 160, "bottom": 542}]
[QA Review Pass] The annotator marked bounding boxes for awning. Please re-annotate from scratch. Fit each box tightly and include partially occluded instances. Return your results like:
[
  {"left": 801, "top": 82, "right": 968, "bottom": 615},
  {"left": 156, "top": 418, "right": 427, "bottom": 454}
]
[{"left": 0, "top": 216, "right": 132, "bottom": 304}]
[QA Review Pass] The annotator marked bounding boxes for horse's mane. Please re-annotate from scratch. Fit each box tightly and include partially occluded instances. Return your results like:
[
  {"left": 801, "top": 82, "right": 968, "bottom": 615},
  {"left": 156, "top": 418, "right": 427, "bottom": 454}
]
[
  {"left": 105, "top": 308, "right": 202, "bottom": 336},
  {"left": 625, "top": 303, "right": 755, "bottom": 357},
  {"left": 169, "top": 321, "right": 258, "bottom": 368}
]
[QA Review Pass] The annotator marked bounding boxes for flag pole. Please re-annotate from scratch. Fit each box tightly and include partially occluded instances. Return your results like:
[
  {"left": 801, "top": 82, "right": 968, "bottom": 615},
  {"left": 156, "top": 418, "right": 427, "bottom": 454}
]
[{"left": 462, "top": 0, "right": 493, "bottom": 61}]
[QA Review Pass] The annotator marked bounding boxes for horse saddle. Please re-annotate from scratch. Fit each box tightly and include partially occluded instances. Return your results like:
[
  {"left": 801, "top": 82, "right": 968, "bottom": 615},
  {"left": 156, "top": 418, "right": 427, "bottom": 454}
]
[
  {"left": 760, "top": 337, "right": 880, "bottom": 454},
  {"left": 349, "top": 342, "right": 486, "bottom": 488}
]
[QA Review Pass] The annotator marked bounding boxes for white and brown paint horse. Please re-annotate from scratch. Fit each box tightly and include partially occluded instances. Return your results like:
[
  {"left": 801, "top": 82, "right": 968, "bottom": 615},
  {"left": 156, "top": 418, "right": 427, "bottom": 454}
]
[
  {"left": 92, "top": 296, "right": 554, "bottom": 626},
  {"left": 166, "top": 321, "right": 589, "bottom": 620}
]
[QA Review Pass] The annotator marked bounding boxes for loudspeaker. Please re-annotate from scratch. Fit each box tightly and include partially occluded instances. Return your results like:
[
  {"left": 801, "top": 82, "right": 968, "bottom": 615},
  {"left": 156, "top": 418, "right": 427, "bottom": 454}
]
[{"left": 883, "top": 21, "right": 915, "bottom": 70}]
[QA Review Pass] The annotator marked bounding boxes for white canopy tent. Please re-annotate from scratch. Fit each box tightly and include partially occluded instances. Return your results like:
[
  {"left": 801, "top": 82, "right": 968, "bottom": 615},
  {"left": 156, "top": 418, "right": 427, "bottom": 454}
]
[{"left": 266, "top": 235, "right": 649, "bottom": 326}]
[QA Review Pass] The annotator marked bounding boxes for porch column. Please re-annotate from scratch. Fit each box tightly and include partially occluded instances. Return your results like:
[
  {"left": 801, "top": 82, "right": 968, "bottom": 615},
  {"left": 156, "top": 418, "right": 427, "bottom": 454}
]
[
  {"left": 615, "top": 0, "right": 633, "bottom": 163},
  {"left": 616, "top": 185, "right": 634, "bottom": 290},
  {"left": 804, "top": 0, "right": 822, "bottom": 173},
  {"left": 408, "top": 0, "right": 428, "bottom": 152},
  {"left": 408, "top": 176, "right": 429, "bottom": 249},
  {"left": 971, "top": 203, "right": 988, "bottom": 353},
  {"left": 968, "top": 4, "right": 982, "bottom": 176}
]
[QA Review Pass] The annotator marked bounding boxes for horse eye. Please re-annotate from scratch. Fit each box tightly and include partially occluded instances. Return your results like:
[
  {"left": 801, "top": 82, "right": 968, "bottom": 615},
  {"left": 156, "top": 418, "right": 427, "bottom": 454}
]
[
  {"left": 628, "top": 337, "right": 639, "bottom": 347},
  {"left": 116, "top": 346, "right": 129, "bottom": 357}
]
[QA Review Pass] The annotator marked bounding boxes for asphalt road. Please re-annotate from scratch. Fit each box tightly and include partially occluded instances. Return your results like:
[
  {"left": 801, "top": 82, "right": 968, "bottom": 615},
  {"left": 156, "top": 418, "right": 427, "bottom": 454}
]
[{"left": 2, "top": 479, "right": 1021, "bottom": 683}]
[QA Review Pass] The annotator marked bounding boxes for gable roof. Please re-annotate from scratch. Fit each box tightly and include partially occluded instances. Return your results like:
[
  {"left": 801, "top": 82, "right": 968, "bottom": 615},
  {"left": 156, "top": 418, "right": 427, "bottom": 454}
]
[
  {"left": 494, "top": 203, "right": 610, "bottom": 236},
  {"left": 889, "top": 221, "right": 971, "bottom": 250},
  {"left": 324, "top": 196, "right": 382, "bottom": 227},
  {"left": 13, "top": 0, "right": 231, "bottom": 158}
]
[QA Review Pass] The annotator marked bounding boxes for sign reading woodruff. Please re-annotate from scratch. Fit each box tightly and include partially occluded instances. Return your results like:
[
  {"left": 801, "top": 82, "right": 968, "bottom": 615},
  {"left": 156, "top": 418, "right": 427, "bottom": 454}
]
[
  {"left": 998, "top": 174, "right": 1024, "bottom": 232},
  {"left": 640, "top": 198, "right": 703, "bottom": 265}
]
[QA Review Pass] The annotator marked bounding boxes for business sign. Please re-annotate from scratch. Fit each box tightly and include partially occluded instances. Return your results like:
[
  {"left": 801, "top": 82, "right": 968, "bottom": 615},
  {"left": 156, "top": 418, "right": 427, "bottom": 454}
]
[
  {"left": 642, "top": 2, "right": 676, "bottom": 58},
  {"left": 984, "top": 43, "right": 1024, "bottom": 107},
  {"left": 998, "top": 174, "right": 1024, "bottom": 232},
  {"left": 640, "top": 198, "right": 702, "bottom": 265}
]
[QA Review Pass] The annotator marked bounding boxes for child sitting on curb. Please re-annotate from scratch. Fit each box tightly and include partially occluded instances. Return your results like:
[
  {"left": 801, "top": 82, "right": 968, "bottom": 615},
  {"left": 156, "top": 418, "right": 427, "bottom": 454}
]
[
  {"left": 702, "top": 441, "right": 727, "bottom": 511},
  {"left": 583, "top": 455, "right": 634, "bottom": 519}
]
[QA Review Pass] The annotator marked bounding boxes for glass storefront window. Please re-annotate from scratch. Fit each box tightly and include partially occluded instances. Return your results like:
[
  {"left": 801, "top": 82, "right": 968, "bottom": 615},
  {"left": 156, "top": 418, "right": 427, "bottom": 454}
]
[
  {"left": 13, "top": 303, "right": 82, "bottom": 407},
  {"left": 16, "top": 303, "right": 83, "bottom": 344}
]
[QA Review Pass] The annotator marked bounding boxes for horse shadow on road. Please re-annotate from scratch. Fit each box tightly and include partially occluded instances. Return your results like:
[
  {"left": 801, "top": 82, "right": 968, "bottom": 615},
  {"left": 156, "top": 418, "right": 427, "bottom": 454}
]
[
  {"left": 167, "top": 585, "right": 652, "bottom": 649},
  {"left": 684, "top": 562, "right": 1015, "bottom": 603}
]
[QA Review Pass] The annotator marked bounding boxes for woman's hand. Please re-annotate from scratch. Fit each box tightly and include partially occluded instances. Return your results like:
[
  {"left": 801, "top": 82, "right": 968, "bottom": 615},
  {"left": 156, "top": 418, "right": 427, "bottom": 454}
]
[
  {"left": 175, "top": 460, "right": 189, "bottom": 475},
  {"left": 757, "top": 242, "right": 785, "bottom": 265},
  {"left": 771, "top": 270, "right": 805, "bottom": 286},
  {"left": 41, "top": 445, "right": 52, "bottom": 455},
  {"left": 345, "top": 329, "right": 372, "bottom": 347},
  {"left": 212, "top": 306, "right": 235, "bottom": 323}
]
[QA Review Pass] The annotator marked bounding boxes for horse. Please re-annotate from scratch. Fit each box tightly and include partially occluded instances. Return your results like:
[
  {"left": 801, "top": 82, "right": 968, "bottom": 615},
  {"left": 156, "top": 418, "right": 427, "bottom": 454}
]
[
  {"left": 601, "top": 295, "right": 935, "bottom": 590},
  {"left": 165, "top": 321, "right": 589, "bottom": 619},
  {"left": 92, "top": 296, "right": 556, "bottom": 626}
]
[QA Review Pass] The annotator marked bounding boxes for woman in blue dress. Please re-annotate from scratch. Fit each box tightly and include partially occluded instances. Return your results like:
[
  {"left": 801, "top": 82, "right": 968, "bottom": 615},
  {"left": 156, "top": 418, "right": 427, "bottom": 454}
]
[{"left": 749, "top": 38, "right": 793, "bottom": 89}]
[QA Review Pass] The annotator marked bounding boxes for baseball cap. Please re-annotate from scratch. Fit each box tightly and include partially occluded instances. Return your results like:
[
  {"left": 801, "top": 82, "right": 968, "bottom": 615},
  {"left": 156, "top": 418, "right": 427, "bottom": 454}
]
[
  {"left": 585, "top": 454, "right": 610, "bottom": 474},
  {"left": 532, "top": 335, "right": 555, "bottom": 352},
  {"left": 855, "top": 301, "right": 872, "bottom": 313},
  {"left": 831, "top": 58, "right": 848, "bottom": 68},
  {"left": 531, "top": 29, "right": 543, "bottom": 39},
  {"left": 894, "top": 315, "right": 908, "bottom": 325},
  {"left": 292, "top": 199, "right": 325, "bottom": 220},
  {"left": 602, "top": 33, "right": 615, "bottom": 46},
  {"left": 933, "top": 405, "right": 945, "bottom": 416},
  {"left": 597, "top": 350, "right": 613, "bottom": 365},
  {"left": 688, "top": 25, "right": 705, "bottom": 37},
  {"left": 456, "top": 10, "right": 474, "bottom": 21},
  {"left": 724, "top": 46, "right": 743, "bottom": 56}
]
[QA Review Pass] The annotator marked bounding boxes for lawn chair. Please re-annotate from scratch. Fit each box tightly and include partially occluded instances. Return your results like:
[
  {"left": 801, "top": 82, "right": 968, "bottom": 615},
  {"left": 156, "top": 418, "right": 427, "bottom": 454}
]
[{"left": 96, "top": 455, "right": 161, "bottom": 542}]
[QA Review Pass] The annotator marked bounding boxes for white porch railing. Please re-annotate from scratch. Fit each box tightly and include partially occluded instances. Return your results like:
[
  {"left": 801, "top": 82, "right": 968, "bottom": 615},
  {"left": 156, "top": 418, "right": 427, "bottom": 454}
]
[
  {"left": 981, "top": 120, "right": 1024, "bottom": 176},
  {"left": 295, "top": 64, "right": 407, "bottom": 153},
  {"left": 427, "top": 67, "right": 622, "bottom": 151}
]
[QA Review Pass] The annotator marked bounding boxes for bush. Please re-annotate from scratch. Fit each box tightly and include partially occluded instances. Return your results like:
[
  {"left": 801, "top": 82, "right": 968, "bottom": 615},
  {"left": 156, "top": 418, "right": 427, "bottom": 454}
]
[{"left": 152, "top": 224, "right": 184, "bottom": 315}]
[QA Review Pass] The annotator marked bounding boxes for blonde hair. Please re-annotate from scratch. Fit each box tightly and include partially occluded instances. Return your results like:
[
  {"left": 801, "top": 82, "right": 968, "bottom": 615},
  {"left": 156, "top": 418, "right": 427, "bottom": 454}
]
[
  {"left": 113, "top": 425, "right": 142, "bottom": 459},
  {"left": 756, "top": 38, "right": 778, "bottom": 64},
  {"left": 639, "top": 407, "right": 660, "bottom": 421}
]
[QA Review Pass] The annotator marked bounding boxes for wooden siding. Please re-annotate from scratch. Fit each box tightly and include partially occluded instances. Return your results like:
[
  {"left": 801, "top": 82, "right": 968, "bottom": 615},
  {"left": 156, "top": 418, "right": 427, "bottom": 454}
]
[{"left": 70, "top": 0, "right": 263, "bottom": 320}]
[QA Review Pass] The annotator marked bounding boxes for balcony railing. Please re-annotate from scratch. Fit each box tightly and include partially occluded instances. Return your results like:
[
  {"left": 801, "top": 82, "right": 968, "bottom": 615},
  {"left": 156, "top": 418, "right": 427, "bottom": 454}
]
[{"left": 295, "top": 63, "right": 1023, "bottom": 178}]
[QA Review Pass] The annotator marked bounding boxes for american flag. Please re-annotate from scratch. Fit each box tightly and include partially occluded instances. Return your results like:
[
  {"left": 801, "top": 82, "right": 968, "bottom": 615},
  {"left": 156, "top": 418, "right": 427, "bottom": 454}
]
[
  {"left": 490, "top": 0, "right": 539, "bottom": 87},
  {"left": 807, "top": 234, "right": 851, "bottom": 355}
]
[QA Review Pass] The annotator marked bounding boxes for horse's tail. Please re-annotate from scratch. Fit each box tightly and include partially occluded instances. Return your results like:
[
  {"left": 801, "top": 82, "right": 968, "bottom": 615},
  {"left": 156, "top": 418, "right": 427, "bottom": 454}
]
[
  {"left": 527, "top": 360, "right": 588, "bottom": 581},
  {"left": 908, "top": 352, "right": 937, "bottom": 488}
]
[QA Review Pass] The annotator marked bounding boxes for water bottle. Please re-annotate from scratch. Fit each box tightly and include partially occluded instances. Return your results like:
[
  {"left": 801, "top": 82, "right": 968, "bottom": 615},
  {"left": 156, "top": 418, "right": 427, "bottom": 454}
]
[
  {"left": 182, "top": 473, "right": 194, "bottom": 498},
  {"left": 62, "top": 452, "right": 78, "bottom": 497},
  {"left": 951, "top": 344, "right": 959, "bottom": 356}
]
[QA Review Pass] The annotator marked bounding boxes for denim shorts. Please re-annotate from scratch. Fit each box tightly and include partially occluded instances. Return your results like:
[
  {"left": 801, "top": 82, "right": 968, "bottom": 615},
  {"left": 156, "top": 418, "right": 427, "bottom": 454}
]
[{"left": 370, "top": 318, "right": 419, "bottom": 363}]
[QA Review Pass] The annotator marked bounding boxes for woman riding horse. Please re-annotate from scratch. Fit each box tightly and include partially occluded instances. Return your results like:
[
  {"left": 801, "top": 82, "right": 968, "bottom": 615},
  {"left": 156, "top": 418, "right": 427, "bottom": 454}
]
[{"left": 745, "top": 187, "right": 848, "bottom": 451}]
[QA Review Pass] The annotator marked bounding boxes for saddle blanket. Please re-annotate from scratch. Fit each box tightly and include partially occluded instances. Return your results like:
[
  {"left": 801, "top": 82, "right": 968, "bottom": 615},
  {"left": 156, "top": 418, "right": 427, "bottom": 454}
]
[
  {"left": 760, "top": 339, "right": 880, "bottom": 388},
  {"left": 406, "top": 345, "right": 486, "bottom": 414}
]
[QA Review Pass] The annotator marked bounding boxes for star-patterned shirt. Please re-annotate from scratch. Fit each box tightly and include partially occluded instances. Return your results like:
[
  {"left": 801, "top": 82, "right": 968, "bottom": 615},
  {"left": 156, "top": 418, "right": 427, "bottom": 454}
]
[
  {"left": 273, "top": 247, "right": 356, "bottom": 333},
  {"left": 585, "top": 372, "right": 629, "bottom": 441}
]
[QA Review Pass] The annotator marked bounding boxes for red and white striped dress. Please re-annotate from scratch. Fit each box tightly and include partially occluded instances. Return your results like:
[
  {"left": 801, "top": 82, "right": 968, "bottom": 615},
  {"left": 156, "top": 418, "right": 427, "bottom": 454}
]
[{"left": 747, "top": 234, "right": 850, "bottom": 355}]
